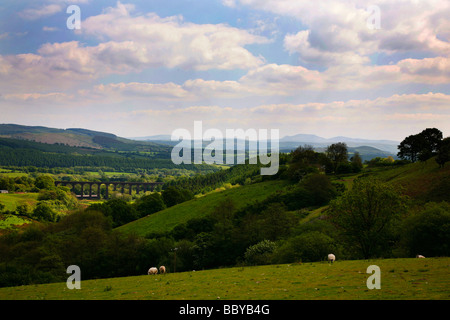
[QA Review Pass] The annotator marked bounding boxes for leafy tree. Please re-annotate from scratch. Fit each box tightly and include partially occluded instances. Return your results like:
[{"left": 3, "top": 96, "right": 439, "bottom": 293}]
[
  {"left": 398, "top": 128, "right": 443, "bottom": 162},
  {"left": 286, "top": 145, "right": 332, "bottom": 180},
  {"left": 350, "top": 152, "right": 363, "bottom": 172},
  {"left": 336, "top": 162, "right": 354, "bottom": 174},
  {"left": 34, "top": 175, "right": 55, "bottom": 190},
  {"left": 300, "top": 174, "right": 337, "bottom": 206},
  {"left": 436, "top": 137, "right": 450, "bottom": 168},
  {"left": 328, "top": 177, "right": 409, "bottom": 259},
  {"left": 244, "top": 240, "right": 277, "bottom": 266},
  {"left": 274, "top": 231, "right": 336, "bottom": 263},
  {"left": 257, "top": 203, "right": 297, "bottom": 241},
  {"left": 326, "top": 143, "right": 348, "bottom": 173},
  {"left": 33, "top": 202, "right": 56, "bottom": 222},
  {"left": 162, "top": 186, "right": 193, "bottom": 207},
  {"left": 398, "top": 135, "right": 420, "bottom": 162},
  {"left": 16, "top": 203, "right": 32, "bottom": 217},
  {"left": 135, "top": 193, "right": 166, "bottom": 217},
  {"left": 90, "top": 198, "right": 138, "bottom": 228},
  {"left": 400, "top": 202, "right": 450, "bottom": 257},
  {"left": 416, "top": 128, "right": 443, "bottom": 161}
]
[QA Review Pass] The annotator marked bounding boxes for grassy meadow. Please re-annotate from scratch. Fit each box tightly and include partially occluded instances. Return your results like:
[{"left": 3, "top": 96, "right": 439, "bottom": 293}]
[
  {"left": 0, "top": 257, "right": 448, "bottom": 300},
  {"left": 0, "top": 193, "right": 39, "bottom": 211}
]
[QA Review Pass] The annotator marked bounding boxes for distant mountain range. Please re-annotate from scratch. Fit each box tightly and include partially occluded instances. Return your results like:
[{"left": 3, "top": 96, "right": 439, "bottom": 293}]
[
  {"left": 0, "top": 124, "right": 400, "bottom": 161},
  {"left": 132, "top": 132, "right": 400, "bottom": 160},
  {"left": 278, "top": 133, "right": 399, "bottom": 155}
]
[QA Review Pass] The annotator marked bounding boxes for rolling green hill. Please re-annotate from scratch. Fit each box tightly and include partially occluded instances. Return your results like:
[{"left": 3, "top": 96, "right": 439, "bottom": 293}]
[
  {"left": 365, "top": 158, "right": 450, "bottom": 202},
  {"left": 117, "top": 179, "right": 290, "bottom": 237},
  {"left": 0, "top": 124, "right": 170, "bottom": 152},
  {"left": 117, "top": 157, "right": 450, "bottom": 239}
]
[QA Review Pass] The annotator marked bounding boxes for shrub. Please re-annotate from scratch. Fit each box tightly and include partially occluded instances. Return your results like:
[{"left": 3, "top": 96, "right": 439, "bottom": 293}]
[
  {"left": 400, "top": 202, "right": 450, "bottom": 257},
  {"left": 135, "top": 193, "right": 166, "bottom": 218},
  {"left": 162, "top": 187, "right": 194, "bottom": 207},
  {"left": 274, "top": 231, "right": 336, "bottom": 263},
  {"left": 33, "top": 202, "right": 56, "bottom": 222},
  {"left": 244, "top": 240, "right": 277, "bottom": 266}
]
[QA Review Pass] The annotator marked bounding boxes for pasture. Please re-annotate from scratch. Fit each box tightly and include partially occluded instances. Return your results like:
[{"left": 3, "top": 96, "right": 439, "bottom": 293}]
[
  {"left": 0, "top": 257, "right": 448, "bottom": 300},
  {"left": 0, "top": 193, "right": 38, "bottom": 211}
]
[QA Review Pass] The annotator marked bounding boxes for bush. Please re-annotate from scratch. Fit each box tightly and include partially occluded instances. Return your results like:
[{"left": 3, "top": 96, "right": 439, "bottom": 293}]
[
  {"left": 88, "top": 198, "right": 138, "bottom": 227},
  {"left": 162, "top": 187, "right": 194, "bottom": 207},
  {"left": 400, "top": 202, "right": 450, "bottom": 257},
  {"left": 135, "top": 193, "right": 166, "bottom": 218},
  {"left": 274, "top": 231, "right": 336, "bottom": 263},
  {"left": 33, "top": 202, "right": 56, "bottom": 222},
  {"left": 336, "top": 162, "right": 354, "bottom": 174},
  {"left": 300, "top": 174, "right": 337, "bottom": 205},
  {"left": 244, "top": 240, "right": 277, "bottom": 266},
  {"left": 34, "top": 175, "right": 55, "bottom": 190}
]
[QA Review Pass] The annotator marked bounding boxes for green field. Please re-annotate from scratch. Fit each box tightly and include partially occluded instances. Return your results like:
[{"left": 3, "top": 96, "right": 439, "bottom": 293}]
[
  {"left": 117, "top": 180, "right": 290, "bottom": 237},
  {"left": 0, "top": 193, "right": 39, "bottom": 211},
  {"left": 0, "top": 257, "right": 448, "bottom": 300}
]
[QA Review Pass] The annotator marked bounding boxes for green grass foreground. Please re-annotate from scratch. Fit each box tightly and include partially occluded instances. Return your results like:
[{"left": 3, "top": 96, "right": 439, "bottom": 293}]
[{"left": 1, "top": 258, "right": 448, "bottom": 300}]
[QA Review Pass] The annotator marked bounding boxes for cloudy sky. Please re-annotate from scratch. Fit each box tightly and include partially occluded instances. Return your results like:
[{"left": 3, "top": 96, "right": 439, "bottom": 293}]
[{"left": 0, "top": 0, "right": 449, "bottom": 141}]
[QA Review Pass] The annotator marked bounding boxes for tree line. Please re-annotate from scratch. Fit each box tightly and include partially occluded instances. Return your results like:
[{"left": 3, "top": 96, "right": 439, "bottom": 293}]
[
  {"left": 0, "top": 147, "right": 218, "bottom": 173},
  {"left": 397, "top": 128, "right": 450, "bottom": 167}
]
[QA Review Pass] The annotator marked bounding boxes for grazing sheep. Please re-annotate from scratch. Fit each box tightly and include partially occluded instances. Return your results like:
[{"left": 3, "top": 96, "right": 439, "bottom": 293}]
[
  {"left": 148, "top": 267, "right": 158, "bottom": 275},
  {"left": 328, "top": 254, "right": 336, "bottom": 264},
  {"left": 416, "top": 255, "right": 425, "bottom": 258},
  {"left": 159, "top": 266, "right": 166, "bottom": 274}
]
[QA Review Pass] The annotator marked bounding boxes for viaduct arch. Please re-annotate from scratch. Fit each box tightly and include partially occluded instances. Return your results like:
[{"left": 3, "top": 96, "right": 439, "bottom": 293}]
[{"left": 55, "top": 181, "right": 164, "bottom": 200}]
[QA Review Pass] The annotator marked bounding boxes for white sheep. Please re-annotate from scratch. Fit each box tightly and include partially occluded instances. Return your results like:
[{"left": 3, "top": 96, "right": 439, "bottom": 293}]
[
  {"left": 148, "top": 267, "right": 158, "bottom": 275},
  {"left": 328, "top": 253, "right": 336, "bottom": 264},
  {"left": 416, "top": 255, "right": 425, "bottom": 258},
  {"left": 159, "top": 266, "right": 166, "bottom": 274}
]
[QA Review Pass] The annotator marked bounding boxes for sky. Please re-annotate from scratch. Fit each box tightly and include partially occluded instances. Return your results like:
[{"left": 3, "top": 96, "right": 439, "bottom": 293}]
[{"left": 0, "top": 0, "right": 449, "bottom": 141}]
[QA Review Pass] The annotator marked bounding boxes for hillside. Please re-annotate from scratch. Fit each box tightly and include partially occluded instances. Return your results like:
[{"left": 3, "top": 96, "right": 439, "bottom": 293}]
[
  {"left": 366, "top": 158, "right": 450, "bottom": 202},
  {"left": 117, "top": 179, "right": 290, "bottom": 237},
  {"left": 96, "top": 157, "right": 450, "bottom": 266},
  {"left": 0, "top": 136, "right": 217, "bottom": 173},
  {"left": 0, "top": 124, "right": 172, "bottom": 153}
]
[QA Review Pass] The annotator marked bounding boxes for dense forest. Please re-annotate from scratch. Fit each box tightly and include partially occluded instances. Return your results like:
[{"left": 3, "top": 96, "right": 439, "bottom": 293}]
[{"left": 0, "top": 137, "right": 217, "bottom": 174}]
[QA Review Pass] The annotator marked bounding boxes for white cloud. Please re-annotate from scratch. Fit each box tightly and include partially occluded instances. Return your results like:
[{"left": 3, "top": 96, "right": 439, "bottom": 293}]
[
  {"left": 80, "top": 2, "right": 268, "bottom": 71},
  {"left": 19, "top": 4, "right": 62, "bottom": 20},
  {"left": 91, "top": 82, "right": 191, "bottom": 101},
  {"left": 42, "top": 26, "right": 58, "bottom": 32},
  {"left": 225, "top": 0, "right": 450, "bottom": 67},
  {"left": 2, "top": 92, "right": 73, "bottom": 102},
  {"left": 0, "top": 2, "right": 272, "bottom": 93}
]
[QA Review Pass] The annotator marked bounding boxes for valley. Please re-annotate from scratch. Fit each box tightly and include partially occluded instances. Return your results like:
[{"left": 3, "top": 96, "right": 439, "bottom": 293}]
[{"left": 0, "top": 124, "right": 448, "bottom": 301}]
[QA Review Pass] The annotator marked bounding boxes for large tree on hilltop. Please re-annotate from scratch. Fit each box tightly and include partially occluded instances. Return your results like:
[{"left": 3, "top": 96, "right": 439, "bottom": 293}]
[{"left": 398, "top": 128, "right": 443, "bottom": 162}]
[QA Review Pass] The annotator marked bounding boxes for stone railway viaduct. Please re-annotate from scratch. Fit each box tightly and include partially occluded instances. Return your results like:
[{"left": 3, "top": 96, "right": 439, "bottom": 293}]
[{"left": 55, "top": 181, "right": 164, "bottom": 200}]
